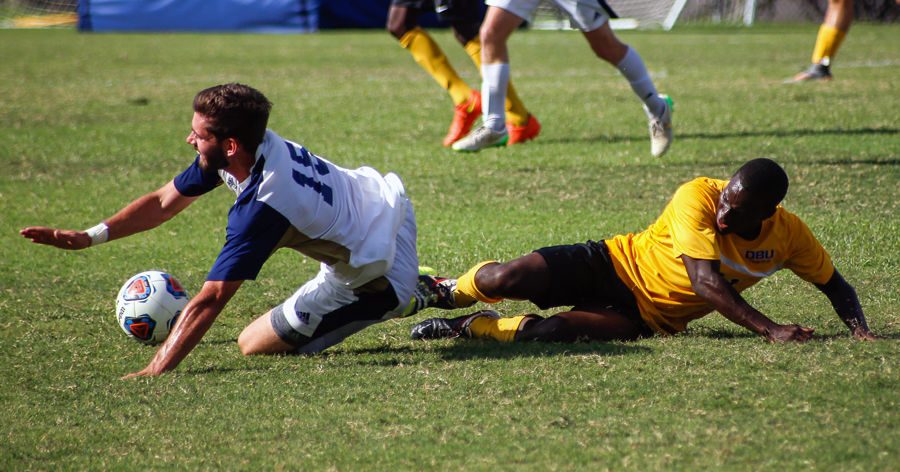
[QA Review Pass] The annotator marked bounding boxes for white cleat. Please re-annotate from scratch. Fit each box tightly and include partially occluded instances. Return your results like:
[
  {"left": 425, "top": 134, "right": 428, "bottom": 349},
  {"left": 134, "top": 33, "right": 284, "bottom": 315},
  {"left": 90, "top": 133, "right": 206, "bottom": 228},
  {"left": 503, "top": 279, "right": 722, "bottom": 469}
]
[
  {"left": 451, "top": 125, "right": 509, "bottom": 152},
  {"left": 646, "top": 94, "right": 674, "bottom": 158}
]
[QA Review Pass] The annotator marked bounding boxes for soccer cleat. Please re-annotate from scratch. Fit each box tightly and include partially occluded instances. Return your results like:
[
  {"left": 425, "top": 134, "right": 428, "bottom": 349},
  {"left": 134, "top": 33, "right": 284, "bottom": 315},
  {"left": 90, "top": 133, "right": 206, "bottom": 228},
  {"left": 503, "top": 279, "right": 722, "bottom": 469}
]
[
  {"left": 784, "top": 62, "right": 833, "bottom": 84},
  {"left": 646, "top": 94, "right": 673, "bottom": 158},
  {"left": 443, "top": 91, "right": 482, "bottom": 147},
  {"left": 506, "top": 114, "right": 541, "bottom": 145},
  {"left": 451, "top": 125, "right": 509, "bottom": 152},
  {"left": 410, "top": 310, "right": 501, "bottom": 340},
  {"left": 400, "top": 272, "right": 458, "bottom": 318}
]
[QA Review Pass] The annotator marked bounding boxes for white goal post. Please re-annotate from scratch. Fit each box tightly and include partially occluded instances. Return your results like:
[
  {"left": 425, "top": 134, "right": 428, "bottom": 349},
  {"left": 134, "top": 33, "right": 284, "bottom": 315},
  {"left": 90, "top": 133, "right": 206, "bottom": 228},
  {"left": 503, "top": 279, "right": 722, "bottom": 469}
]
[{"left": 532, "top": 0, "right": 760, "bottom": 30}]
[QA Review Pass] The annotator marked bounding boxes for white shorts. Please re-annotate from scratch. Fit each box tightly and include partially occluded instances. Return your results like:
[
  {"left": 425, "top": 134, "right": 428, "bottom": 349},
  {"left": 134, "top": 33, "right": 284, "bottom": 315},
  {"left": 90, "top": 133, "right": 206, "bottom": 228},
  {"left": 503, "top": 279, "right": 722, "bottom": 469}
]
[
  {"left": 486, "top": 0, "right": 612, "bottom": 32},
  {"left": 271, "top": 202, "right": 419, "bottom": 354}
]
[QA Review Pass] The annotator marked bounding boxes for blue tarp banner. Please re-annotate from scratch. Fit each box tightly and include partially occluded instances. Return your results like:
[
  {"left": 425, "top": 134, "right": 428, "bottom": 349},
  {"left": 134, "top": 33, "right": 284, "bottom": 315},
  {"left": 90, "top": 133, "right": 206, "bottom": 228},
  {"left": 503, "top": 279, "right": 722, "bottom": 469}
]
[
  {"left": 78, "top": 0, "right": 320, "bottom": 33},
  {"left": 318, "top": 0, "right": 442, "bottom": 29}
]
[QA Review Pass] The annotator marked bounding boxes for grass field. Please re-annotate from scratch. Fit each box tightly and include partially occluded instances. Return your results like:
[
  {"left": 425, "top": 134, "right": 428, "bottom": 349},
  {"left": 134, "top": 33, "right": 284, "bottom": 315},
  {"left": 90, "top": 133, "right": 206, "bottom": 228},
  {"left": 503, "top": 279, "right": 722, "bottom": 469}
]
[{"left": 1, "top": 24, "right": 898, "bottom": 470}]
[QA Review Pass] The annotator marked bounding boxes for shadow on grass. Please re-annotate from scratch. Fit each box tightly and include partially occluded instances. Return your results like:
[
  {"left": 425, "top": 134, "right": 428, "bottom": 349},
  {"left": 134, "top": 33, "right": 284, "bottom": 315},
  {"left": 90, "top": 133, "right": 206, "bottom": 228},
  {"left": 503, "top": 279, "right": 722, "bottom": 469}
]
[
  {"left": 429, "top": 340, "right": 652, "bottom": 361},
  {"left": 688, "top": 328, "right": 758, "bottom": 340},
  {"left": 535, "top": 126, "right": 898, "bottom": 152},
  {"left": 689, "top": 327, "right": 900, "bottom": 341},
  {"left": 317, "top": 342, "right": 650, "bottom": 365}
]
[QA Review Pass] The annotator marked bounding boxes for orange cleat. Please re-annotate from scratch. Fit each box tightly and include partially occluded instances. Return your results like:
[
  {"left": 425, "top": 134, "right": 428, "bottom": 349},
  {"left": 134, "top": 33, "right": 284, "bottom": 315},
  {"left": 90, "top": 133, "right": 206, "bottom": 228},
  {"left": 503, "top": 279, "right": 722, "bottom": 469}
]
[
  {"left": 506, "top": 114, "right": 541, "bottom": 145},
  {"left": 443, "top": 91, "right": 482, "bottom": 147}
]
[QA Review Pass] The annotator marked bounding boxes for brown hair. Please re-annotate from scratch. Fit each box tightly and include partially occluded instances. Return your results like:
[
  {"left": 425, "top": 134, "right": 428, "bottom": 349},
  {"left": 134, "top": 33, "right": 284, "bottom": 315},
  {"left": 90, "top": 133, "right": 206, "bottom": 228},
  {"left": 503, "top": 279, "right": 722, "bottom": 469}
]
[{"left": 193, "top": 83, "right": 272, "bottom": 153}]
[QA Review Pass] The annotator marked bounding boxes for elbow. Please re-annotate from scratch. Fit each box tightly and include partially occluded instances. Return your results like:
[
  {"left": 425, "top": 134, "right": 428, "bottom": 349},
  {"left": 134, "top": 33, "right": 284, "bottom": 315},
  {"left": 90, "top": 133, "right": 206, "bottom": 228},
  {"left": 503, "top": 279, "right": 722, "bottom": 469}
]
[{"left": 690, "top": 276, "right": 719, "bottom": 302}]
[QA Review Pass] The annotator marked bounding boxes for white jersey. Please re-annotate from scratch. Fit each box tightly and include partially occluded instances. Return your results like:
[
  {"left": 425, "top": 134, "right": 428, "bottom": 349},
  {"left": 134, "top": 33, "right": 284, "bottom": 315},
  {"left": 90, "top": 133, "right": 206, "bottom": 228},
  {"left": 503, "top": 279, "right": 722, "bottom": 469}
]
[{"left": 174, "top": 129, "right": 409, "bottom": 286}]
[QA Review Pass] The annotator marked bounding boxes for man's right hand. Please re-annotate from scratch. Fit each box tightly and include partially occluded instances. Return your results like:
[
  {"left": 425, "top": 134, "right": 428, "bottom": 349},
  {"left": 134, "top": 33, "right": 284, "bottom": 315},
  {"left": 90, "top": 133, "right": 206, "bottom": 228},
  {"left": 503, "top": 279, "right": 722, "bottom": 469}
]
[
  {"left": 766, "top": 324, "right": 815, "bottom": 343},
  {"left": 20, "top": 227, "right": 91, "bottom": 250}
]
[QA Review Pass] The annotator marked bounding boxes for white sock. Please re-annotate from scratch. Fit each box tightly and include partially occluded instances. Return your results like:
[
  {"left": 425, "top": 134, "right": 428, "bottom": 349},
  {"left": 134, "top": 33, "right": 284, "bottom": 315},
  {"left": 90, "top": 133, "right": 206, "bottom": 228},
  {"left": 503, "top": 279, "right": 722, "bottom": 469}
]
[
  {"left": 616, "top": 47, "right": 664, "bottom": 118},
  {"left": 481, "top": 62, "right": 509, "bottom": 132}
]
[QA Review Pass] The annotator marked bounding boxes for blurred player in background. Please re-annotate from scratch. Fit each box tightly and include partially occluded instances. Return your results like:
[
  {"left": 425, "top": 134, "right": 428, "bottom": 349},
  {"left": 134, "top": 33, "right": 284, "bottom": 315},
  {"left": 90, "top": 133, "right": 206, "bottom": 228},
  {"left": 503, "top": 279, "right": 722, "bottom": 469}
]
[
  {"left": 21, "top": 83, "right": 436, "bottom": 377},
  {"left": 786, "top": 0, "right": 854, "bottom": 82},
  {"left": 451, "top": 0, "right": 673, "bottom": 157},
  {"left": 388, "top": 0, "right": 540, "bottom": 147},
  {"left": 412, "top": 158, "right": 878, "bottom": 343}
]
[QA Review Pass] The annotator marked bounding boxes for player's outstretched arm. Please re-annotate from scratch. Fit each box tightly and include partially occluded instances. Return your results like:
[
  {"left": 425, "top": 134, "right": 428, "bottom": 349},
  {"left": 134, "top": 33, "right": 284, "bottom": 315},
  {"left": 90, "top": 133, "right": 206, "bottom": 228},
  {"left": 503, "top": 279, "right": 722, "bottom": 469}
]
[
  {"left": 20, "top": 180, "right": 197, "bottom": 250},
  {"left": 681, "top": 255, "right": 815, "bottom": 342},
  {"left": 123, "top": 280, "right": 243, "bottom": 379},
  {"left": 815, "top": 269, "right": 879, "bottom": 340}
]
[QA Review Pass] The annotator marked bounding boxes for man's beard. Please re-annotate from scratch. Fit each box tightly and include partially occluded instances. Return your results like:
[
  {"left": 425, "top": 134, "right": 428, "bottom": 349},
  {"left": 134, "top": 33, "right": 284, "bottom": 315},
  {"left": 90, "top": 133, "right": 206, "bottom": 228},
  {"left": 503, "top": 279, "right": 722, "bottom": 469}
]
[{"left": 199, "top": 146, "right": 228, "bottom": 172}]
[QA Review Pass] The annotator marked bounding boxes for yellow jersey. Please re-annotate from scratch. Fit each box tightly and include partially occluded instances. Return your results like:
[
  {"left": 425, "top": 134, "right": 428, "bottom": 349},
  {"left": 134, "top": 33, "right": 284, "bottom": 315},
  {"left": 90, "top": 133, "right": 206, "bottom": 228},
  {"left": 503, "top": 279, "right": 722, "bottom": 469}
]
[{"left": 604, "top": 177, "right": 834, "bottom": 334}]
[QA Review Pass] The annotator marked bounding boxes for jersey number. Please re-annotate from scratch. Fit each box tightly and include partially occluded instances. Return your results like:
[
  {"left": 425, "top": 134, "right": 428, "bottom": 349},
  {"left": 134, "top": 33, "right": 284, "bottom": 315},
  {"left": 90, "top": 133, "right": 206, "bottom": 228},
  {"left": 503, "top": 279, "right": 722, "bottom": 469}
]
[{"left": 286, "top": 142, "right": 333, "bottom": 205}]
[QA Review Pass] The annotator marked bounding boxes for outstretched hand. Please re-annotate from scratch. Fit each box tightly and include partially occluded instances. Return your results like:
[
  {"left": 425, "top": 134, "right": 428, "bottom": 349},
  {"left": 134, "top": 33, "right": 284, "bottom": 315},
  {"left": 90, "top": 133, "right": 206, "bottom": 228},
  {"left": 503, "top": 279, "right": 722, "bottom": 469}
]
[
  {"left": 20, "top": 226, "right": 91, "bottom": 250},
  {"left": 766, "top": 324, "right": 815, "bottom": 343},
  {"left": 121, "top": 367, "right": 161, "bottom": 380}
]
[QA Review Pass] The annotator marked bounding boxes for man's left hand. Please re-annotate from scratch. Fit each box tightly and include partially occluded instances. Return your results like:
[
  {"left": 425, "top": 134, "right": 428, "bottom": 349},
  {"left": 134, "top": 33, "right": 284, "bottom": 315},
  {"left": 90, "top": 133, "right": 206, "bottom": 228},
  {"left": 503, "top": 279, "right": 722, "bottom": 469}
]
[{"left": 121, "top": 367, "right": 161, "bottom": 380}]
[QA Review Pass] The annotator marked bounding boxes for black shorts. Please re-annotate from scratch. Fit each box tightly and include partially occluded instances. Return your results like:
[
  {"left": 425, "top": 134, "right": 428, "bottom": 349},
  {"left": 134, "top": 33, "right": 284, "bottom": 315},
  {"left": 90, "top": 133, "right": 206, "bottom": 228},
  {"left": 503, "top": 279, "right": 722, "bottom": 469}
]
[
  {"left": 533, "top": 241, "right": 652, "bottom": 336},
  {"left": 390, "top": 0, "right": 483, "bottom": 23},
  {"left": 270, "top": 285, "right": 400, "bottom": 354}
]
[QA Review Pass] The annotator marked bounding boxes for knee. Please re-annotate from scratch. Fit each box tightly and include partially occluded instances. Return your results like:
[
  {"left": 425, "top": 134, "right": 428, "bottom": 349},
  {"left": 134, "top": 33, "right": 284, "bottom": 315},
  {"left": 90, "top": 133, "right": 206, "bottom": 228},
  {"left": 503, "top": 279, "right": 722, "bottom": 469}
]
[
  {"left": 452, "top": 23, "right": 479, "bottom": 45},
  {"left": 479, "top": 23, "right": 501, "bottom": 46},
  {"left": 387, "top": 20, "right": 409, "bottom": 40},
  {"left": 475, "top": 261, "right": 529, "bottom": 296},
  {"left": 237, "top": 329, "right": 257, "bottom": 356},
  {"left": 594, "top": 40, "right": 628, "bottom": 64},
  {"left": 474, "top": 262, "right": 511, "bottom": 294}
]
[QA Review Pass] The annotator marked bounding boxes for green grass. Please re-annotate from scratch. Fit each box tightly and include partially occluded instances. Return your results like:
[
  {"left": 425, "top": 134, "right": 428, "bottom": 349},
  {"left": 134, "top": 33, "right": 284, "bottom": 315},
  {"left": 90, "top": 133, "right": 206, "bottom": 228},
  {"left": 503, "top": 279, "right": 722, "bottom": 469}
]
[{"left": 1, "top": 24, "right": 898, "bottom": 470}]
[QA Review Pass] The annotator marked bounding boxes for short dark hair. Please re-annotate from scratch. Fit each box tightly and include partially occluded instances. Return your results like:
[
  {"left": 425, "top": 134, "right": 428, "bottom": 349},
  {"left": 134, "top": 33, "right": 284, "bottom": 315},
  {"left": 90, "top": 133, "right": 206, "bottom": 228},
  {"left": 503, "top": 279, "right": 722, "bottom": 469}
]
[
  {"left": 193, "top": 83, "right": 272, "bottom": 153},
  {"left": 733, "top": 158, "right": 789, "bottom": 209}
]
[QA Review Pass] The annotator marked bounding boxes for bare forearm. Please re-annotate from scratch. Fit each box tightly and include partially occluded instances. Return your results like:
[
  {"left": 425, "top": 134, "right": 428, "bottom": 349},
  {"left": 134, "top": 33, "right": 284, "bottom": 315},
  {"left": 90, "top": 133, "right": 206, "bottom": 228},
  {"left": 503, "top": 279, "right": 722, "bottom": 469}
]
[
  {"left": 143, "top": 303, "right": 220, "bottom": 375},
  {"left": 124, "top": 280, "right": 242, "bottom": 378},
  {"left": 694, "top": 278, "right": 775, "bottom": 336},
  {"left": 817, "top": 271, "right": 874, "bottom": 338},
  {"left": 105, "top": 192, "right": 176, "bottom": 241},
  {"left": 680, "top": 255, "right": 811, "bottom": 342}
]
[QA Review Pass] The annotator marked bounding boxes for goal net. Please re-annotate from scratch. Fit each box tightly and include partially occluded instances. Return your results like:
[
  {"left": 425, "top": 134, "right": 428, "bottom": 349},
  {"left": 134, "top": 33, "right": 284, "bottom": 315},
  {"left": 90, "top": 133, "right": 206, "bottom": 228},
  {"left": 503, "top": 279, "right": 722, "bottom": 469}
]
[
  {"left": 532, "top": 0, "right": 689, "bottom": 30},
  {"left": 532, "top": 0, "right": 899, "bottom": 30},
  {"left": 0, "top": 0, "right": 77, "bottom": 28}
]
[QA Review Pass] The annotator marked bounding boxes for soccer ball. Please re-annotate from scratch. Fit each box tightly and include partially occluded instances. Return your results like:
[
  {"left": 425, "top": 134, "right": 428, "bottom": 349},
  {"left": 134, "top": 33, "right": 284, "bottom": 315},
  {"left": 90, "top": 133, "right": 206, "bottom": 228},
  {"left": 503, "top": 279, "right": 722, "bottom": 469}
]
[{"left": 115, "top": 270, "right": 189, "bottom": 344}]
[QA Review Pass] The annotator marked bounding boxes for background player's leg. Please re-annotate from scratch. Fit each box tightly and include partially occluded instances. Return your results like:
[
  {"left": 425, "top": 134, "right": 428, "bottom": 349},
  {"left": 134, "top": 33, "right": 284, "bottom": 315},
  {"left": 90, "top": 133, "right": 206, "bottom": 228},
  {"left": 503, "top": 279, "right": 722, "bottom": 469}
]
[
  {"left": 453, "top": 13, "right": 534, "bottom": 137},
  {"left": 478, "top": 7, "right": 521, "bottom": 133},
  {"left": 812, "top": 0, "right": 853, "bottom": 66},
  {"left": 787, "top": 0, "right": 853, "bottom": 82},
  {"left": 389, "top": 4, "right": 480, "bottom": 147},
  {"left": 582, "top": 23, "right": 672, "bottom": 157}
]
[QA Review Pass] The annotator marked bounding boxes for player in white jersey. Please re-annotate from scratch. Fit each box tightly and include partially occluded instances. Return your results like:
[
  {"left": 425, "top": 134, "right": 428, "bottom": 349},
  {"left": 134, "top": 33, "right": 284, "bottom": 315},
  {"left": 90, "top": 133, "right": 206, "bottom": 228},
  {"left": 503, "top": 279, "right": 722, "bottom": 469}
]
[{"left": 20, "top": 83, "right": 435, "bottom": 378}]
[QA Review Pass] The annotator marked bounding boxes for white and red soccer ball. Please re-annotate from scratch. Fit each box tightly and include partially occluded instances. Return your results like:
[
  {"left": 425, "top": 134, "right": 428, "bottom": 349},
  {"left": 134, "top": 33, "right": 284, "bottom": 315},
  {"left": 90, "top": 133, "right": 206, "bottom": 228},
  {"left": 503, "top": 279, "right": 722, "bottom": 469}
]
[{"left": 115, "top": 270, "right": 189, "bottom": 344}]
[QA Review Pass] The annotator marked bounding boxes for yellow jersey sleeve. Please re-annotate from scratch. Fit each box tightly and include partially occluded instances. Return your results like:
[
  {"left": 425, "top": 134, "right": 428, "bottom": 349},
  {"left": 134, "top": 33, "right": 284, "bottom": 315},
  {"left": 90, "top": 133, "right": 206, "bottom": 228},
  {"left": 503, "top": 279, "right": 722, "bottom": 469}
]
[
  {"left": 667, "top": 178, "right": 721, "bottom": 261},
  {"left": 783, "top": 213, "right": 835, "bottom": 285}
]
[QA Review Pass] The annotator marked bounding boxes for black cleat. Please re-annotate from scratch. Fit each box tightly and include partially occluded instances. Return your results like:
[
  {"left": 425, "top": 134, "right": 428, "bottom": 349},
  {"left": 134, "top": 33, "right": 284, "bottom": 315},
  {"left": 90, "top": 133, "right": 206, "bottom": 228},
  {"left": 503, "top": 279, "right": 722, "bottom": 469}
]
[
  {"left": 410, "top": 310, "right": 500, "bottom": 340},
  {"left": 785, "top": 62, "right": 832, "bottom": 83},
  {"left": 408, "top": 274, "right": 458, "bottom": 313}
]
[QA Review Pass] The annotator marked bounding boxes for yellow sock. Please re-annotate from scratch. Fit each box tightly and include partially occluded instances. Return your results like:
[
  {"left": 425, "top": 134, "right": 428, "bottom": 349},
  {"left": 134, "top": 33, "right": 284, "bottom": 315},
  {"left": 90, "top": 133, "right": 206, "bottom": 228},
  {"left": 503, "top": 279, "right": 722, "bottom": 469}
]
[
  {"left": 468, "top": 315, "right": 527, "bottom": 342},
  {"left": 463, "top": 38, "right": 530, "bottom": 127},
  {"left": 811, "top": 24, "right": 847, "bottom": 65},
  {"left": 454, "top": 260, "right": 501, "bottom": 307},
  {"left": 400, "top": 27, "right": 472, "bottom": 105}
]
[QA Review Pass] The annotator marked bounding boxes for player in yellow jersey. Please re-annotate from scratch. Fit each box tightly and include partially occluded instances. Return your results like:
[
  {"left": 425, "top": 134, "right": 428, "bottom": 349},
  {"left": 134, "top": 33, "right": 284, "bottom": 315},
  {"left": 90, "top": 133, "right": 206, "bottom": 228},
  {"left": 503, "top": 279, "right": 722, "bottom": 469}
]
[
  {"left": 785, "top": 0, "right": 854, "bottom": 83},
  {"left": 412, "top": 158, "right": 878, "bottom": 343},
  {"left": 387, "top": 0, "right": 540, "bottom": 147}
]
